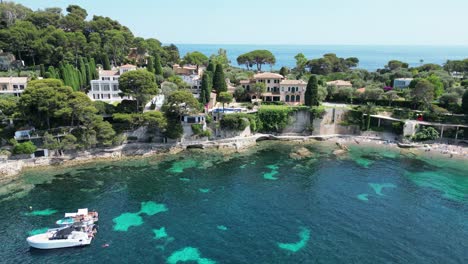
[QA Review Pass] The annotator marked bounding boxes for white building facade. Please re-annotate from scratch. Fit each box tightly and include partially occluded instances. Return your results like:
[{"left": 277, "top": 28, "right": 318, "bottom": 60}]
[
  {"left": 88, "top": 64, "right": 136, "bottom": 103},
  {"left": 0, "top": 77, "right": 28, "bottom": 97},
  {"left": 393, "top": 78, "right": 413, "bottom": 89}
]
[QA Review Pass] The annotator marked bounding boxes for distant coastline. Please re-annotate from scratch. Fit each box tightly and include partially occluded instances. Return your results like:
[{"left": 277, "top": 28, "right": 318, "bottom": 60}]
[{"left": 176, "top": 44, "right": 468, "bottom": 71}]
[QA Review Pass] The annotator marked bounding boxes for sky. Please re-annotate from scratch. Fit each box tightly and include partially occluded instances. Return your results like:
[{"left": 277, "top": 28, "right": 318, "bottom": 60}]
[{"left": 12, "top": 0, "right": 468, "bottom": 45}]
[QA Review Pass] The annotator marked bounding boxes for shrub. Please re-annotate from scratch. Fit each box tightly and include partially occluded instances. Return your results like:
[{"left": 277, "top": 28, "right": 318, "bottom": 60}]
[
  {"left": 391, "top": 122, "right": 404, "bottom": 135},
  {"left": 257, "top": 105, "right": 292, "bottom": 132},
  {"left": 413, "top": 127, "right": 439, "bottom": 141},
  {"left": 220, "top": 115, "right": 250, "bottom": 131},
  {"left": 310, "top": 106, "right": 326, "bottom": 119},
  {"left": 191, "top": 124, "right": 204, "bottom": 135},
  {"left": 13, "top": 141, "right": 37, "bottom": 155}
]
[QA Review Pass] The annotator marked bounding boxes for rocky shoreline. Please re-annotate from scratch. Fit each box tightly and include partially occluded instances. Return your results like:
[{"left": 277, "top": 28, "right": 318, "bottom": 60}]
[{"left": 1, "top": 133, "right": 467, "bottom": 183}]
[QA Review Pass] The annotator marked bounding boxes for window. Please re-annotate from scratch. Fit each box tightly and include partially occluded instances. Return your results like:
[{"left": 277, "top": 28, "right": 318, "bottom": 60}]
[
  {"left": 281, "top": 87, "right": 284, "bottom": 92},
  {"left": 267, "top": 80, "right": 271, "bottom": 84},
  {"left": 296, "top": 95, "right": 300, "bottom": 102},
  {"left": 113, "top": 94, "right": 120, "bottom": 98},
  {"left": 92, "top": 84, "right": 100, "bottom": 91},
  {"left": 102, "top": 84, "right": 110, "bottom": 91},
  {"left": 102, "top": 77, "right": 110, "bottom": 81},
  {"left": 13, "top": 85, "right": 18, "bottom": 89},
  {"left": 113, "top": 84, "right": 119, "bottom": 91},
  {"left": 113, "top": 77, "right": 119, "bottom": 81},
  {"left": 246, "top": 85, "right": 250, "bottom": 91},
  {"left": 1, "top": 84, "right": 7, "bottom": 90},
  {"left": 285, "top": 95, "right": 290, "bottom": 102},
  {"left": 19, "top": 85, "right": 25, "bottom": 90},
  {"left": 288, "top": 87, "right": 290, "bottom": 92}
]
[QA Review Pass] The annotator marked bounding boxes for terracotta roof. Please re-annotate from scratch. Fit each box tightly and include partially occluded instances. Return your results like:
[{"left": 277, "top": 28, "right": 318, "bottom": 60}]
[
  {"left": 280, "top": 79, "right": 306, "bottom": 85},
  {"left": 240, "top": 79, "right": 251, "bottom": 84},
  {"left": 100, "top": 70, "right": 119, "bottom": 76},
  {"left": 120, "top": 64, "right": 137, "bottom": 68},
  {"left": 0, "top": 77, "right": 28, "bottom": 83},
  {"left": 356, "top": 88, "right": 366, "bottom": 93},
  {"left": 253, "top": 72, "right": 284, "bottom": 79},
  {"left": 326, "top": 80, "right": 352, "bottom": 86}
]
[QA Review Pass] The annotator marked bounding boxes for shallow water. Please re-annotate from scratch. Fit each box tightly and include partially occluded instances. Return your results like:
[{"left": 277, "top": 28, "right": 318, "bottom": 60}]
[{"left": 1, "top": 142, "right": 467, "bottom": 263}]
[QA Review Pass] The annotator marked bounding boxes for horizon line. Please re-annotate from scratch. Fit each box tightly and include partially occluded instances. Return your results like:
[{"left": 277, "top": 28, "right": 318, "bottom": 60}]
[{"left": 166, "top": 43, "right": 468, "bottom": 47}]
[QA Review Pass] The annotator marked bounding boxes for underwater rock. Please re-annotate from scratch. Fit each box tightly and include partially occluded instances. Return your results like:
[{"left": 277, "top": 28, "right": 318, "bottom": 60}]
[{"left": 289, "top": 147, "right": 313, "bottom": 160}]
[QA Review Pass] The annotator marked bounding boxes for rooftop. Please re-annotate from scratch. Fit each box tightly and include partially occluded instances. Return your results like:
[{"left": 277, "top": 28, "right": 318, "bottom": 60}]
[
  {"left": 120, "top": 64, "right": 137, "bottom": 68},
  {"left": 99, "top": 70, "right": 119, "bottom": 76},
  {"left": 326, "top": 80, "right": 352, "bottom": 86},
  {"left": 0, "top": 77, "right": 28, "bottom": 83},
  {"left": 280, "top": 79, "right": 307, "bottom": 85},
  {"left": 253, "top": 72, "right": 284, "bottom": 79}
]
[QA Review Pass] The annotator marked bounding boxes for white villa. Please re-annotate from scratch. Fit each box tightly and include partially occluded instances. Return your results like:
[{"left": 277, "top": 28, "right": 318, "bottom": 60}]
[
  {"left": 240, "top": 72, "right": 307, "bottom": 104},
  {"left": 0, "top": 77, "right": 28, "bottom": 97},
  {"left": 87, "top": 64, "right": 136, "bottom": 103},
  {"left": 393, "top": 78, "right": 413, "bottom": 89},
  {"left": 173, "top": 64, "right": 204, "bottom": 98}
]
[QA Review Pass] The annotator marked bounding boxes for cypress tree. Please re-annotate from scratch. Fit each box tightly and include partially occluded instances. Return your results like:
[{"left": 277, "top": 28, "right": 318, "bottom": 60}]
[
  {"left": 147, "top": 56, "right": 155, "bottom": 73},
  {"left": 102, "top": 54, "right": 111, "bottom": 70},
  {"left": 462, "top": 90, "right": 468, "bottom": 115},
  {"left": 207, "top": 61, "right": 216, "bottom": 73},
  {"left": 78, "top": 57, "right": 87, "bottom": 88},
  {"left": 212, "top": 64, "right": 227, "bottom": 93},
  {"left": 154, "top": 54, "right": 163, "bottom": 75},
  {"left": 39, "top": 64, "right": 45, "bottom": 77},
  {"left": 199, "top": 73, "right": 212, "bottom": 104},
  {"left": 305, "top": 75, "right": 319, "bottom": 106},
  {"left": 89, "top": 58, "right": 98, "bottom": 79}
]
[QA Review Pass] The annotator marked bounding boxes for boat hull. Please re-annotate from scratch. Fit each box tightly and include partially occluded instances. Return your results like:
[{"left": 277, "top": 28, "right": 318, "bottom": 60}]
[{"left": 27, "top": 233, "right": 92, "bottom": 249}]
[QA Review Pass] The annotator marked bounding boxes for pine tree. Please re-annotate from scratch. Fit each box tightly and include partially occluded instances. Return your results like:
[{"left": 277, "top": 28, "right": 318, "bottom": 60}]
[
  {"left": 102, "top": 54, "right": 111, "bottom": 70},
  {"left": 154, "top": 54, "right": 163, "bottom": 75},
  {"left": 305, "top": 75, "right": 319, "bottom": 106},
  {"left": 212, "top": 64, "right": 227, "bottom": 93},
  {"left": 147, "top": 56, "right": 155, "bottom": 73}
]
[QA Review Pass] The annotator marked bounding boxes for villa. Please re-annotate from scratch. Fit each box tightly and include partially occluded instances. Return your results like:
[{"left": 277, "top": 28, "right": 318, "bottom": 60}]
[
  {"left": 326, "top": 80, "right": 353, "bottom": 88},
  {"left": 173, "top": 64, "right": 204, "bottom": 98},
  {"left": 87, "top": 64, "right": 136, "bottom": 103},
  {"left": 393, "top": 78, "right": 413, "bottom": 89},
  {"left": 240, "top": 72, "right": 307, "bottom": 104},
  {"left": 0, "top": 77, "right": 28, "bottom": 97}
]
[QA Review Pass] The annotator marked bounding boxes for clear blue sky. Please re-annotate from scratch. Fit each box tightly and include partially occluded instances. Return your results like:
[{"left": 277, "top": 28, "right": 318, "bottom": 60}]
[{"left": 13, "top": 0, "right": 468, "bottom": 45}]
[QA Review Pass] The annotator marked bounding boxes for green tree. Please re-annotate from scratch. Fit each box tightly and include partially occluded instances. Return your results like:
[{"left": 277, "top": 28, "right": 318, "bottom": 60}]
[
  {"left": 154, "top": 54, "right": 163, "bottom": 75},
  {"left": 294, "top": 53, "right": 308, "bottom": 76},
  {"left": 0, "top": 95, "right": 19, "bottom": 118},
  {"left": 383, "top": 90, "right": 399, "bottom": 106},
  {"left": 252, "top": 82, "right": 267, "bottom": 100},
  {"left": 305, "top": 75, "right": 319, "bottom": 106},
  {"left": 218, "top": 92, "right": 233, "bottom": 112},
  {"left": 42, "top": 132, "right": 60, "bottom": 154},
  {"left": 199, "top": 73, "right": 212, "bottom": 104},
  {"left": 212, "top": 63, "right": 227, "bottom": 93},
  {"left": 386, "top": 60, "right": 409, "bottom": 70},
  {"left": 61, "top": 134, "right": 78, "bottom": 151},
  {"left": 119, "top": 70, "right": 159, "bottom": 112},
  {"left": 206, "top": 60, "right": 216, "bottom": 73},
  {"left": 146, "top": 56, "right": 155, "bottom": 73},
  {"left": 279, "top": 66, "right": 289, "bottom": 77},
  {"left": 237, "top": 50, "right": 276, "bottom": 71},
  {"left": 13, "top": 141, "right": 37, "bottom": 155},
  {"left": 462, "top": 90, "right": 468, "bottom": 115},
  {"left": 426, "top": 74, "right": 444, "bottom": 99},
  {"left": 182, "top": 51, "right": 208, "bottom": 70},
  {"left": 102, "top": 53, "right": 111, "bottom": 70},
  {"left": 411, "top": 79, "right": 434, "bottom": 109},
  {"left": 209, "top": 49, "right": 229, "bottom": 69},
  {"left": 162, "top": 90, "right": 200, "bottom": 139}
]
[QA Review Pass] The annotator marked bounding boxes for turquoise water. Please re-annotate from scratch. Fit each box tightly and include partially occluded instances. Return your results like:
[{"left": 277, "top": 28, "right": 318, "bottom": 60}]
[
  {"left": 177, "top": 44, "right": 468, "bottom": 71},
  {"left": 0, "top": 142, "right": 467, "bottom": 263}
]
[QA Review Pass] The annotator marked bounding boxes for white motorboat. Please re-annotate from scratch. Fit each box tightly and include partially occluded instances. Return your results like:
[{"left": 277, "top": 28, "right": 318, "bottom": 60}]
[
  {"left": 27, "top": 225, "right": 96, "bottom": 249},
  {"left": 56, "top": 208, "right": 99, "bottom": 226}
]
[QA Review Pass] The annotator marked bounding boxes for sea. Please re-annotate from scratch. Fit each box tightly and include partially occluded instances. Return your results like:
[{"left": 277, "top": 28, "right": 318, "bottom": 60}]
[
  {"left": 0, "top": 141, "right": 467, "bottom": 263},
  {"left": 176, "top": 44, "right": 468, "bottom": 71}
]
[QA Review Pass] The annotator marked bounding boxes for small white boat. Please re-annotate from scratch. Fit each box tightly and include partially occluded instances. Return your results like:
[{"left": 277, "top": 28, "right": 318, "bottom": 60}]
[
  {"left": 56, "top": 208, "right": 99, "bottom": 226},
  {"left": 27, "top": 225, "right": 96, "bottom": 249}
]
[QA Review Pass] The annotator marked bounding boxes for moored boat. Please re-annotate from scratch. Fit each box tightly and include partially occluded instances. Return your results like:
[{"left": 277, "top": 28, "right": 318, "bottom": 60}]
[
  {"left": 27, "top": 224, "right": 97, "bottom": 249},
  {"left": 55, "top": 208, "right": 98, "bottom": 226}
]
